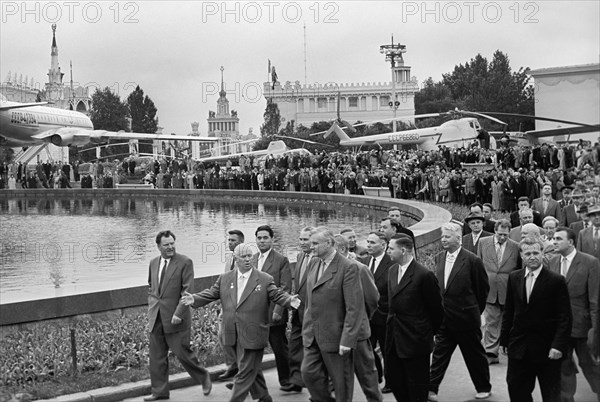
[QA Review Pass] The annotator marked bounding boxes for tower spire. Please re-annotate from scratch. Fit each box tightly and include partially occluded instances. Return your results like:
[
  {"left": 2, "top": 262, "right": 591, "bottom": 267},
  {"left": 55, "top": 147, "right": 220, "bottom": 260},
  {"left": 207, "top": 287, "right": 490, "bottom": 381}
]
[{"left": 219, "top": 66, "right": 226, "bottom": 97}]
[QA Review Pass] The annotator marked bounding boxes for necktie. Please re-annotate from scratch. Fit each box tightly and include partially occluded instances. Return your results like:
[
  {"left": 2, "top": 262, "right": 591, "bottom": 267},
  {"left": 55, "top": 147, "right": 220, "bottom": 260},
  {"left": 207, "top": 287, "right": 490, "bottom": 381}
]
[
  {"left": 526, "top": 271, "right": 534, "bottom": 302},
  {"left": 397, "top": 266, "right": 404, "bottom": 284},
  {"left": 561, "top": 257, "right": 569, "bottom": 277},
  {"left": 159, "top": 259, "right": 168, "bottom": 289},
  {"left": 258, "top": 254, "right": 265, "bottom": 271},
  {"left": 315, "top": 260, "right": 324, "bottom": 282},
  {"left": 237, "top": 274, "right": 246, "bottom": 304},
  {"left": 543, "top": 199, "right": 548, "bottom": 213},
  {"left": 444, "top": 254, "right": 455, "bottom": 287},
  {"left": 496, "top": 243, "right": 503, "bottom": 263},
  {"left": 298, "top": 255, "right": 310, "bottom": 285},
  {"left": 369, "top": 258, "right": 376, "bottom": 274}
]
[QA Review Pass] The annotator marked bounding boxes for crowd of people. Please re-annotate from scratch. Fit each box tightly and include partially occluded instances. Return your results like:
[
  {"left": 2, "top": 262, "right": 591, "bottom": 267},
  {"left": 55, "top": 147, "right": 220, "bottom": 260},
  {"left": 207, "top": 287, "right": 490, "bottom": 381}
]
[{"left": 144, "top": 195, "right": 600, "bottom": 402}]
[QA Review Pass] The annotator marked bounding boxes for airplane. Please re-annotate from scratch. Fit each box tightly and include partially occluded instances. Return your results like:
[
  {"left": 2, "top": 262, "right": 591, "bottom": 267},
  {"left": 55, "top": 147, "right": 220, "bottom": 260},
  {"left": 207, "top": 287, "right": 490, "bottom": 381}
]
[
  {"left": 0, "top": 95, "right": 219, "bottom": 148},
  {"left": 194, "top": 140, "right": 312, "bottom": 164},
  {"left": 309, "top": 109, "right": 600, "bottom": 151}
]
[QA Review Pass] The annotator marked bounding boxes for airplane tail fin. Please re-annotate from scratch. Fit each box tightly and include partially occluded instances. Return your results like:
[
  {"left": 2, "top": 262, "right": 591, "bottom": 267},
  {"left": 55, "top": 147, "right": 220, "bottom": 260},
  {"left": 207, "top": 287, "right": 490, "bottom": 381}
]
[{"left": 324, "top": 123, "right": 351, "bottom": 141}]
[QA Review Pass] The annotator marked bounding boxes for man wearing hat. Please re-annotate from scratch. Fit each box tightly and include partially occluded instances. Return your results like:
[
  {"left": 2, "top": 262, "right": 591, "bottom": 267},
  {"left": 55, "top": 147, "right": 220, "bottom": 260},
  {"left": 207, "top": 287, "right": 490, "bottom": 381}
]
[
  {"left": 577, "top": 204, "right": 600, "bottom": 261},
  {"left": 562, "top": 188, "right": 587, "bottom": 227},
  {"left": 569, "top": 204, "right": 592, "bottom": 241},
  {"left": 462, "top": 213, "right": 493, "bottom": 254},
  {"left": 558, "top": 185, "right": 574, "bottom": 209}
]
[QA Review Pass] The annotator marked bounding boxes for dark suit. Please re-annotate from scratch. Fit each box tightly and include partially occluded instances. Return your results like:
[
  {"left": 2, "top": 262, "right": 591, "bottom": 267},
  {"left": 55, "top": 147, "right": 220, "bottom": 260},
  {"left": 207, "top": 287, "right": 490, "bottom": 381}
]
[
  {"left": 532, "top": 197, "right": 564, "bottom": 222},
  {"left": 510, "top": 209, "right": 543, "bottom": 228},
  {"left": 549, "top": 252, "right": 600, "bottom": 400},
  {"left": 463, "top": 219, "right": 496, "bottom": 235},
  {"left": 500, "top": 267, "right": 572, "bottom": 402},
  {"left": 462, "top": 230, "right": 492, "bottom": 254},
  {"left": 386, "top": 260, "right": 443, "bottom": 402},
  {"left": 147, "top": 253, "right": 208, "bottom": 398},
  {"left": 361, "top": 253, "right": 394, "bottom": 386},
  {"left": 478, "top": 236, "right": 521, "bottom": 357},
  {"left": 188, "top": 268, "right": 292, "bottom": 402},
  {"left": 429, "top": 248, "right": 491, "bottom": 395},
  {"left": 577, "top": 226, "right": 600, "bottom": 261},
  {"left": 561, "top": 204, "right": 582, "bottom": 227},
  {"left": 253, "top": 249, "right": 291, "bottom": 386},
  {"left": 302, "top": 251, "right": 367, "bottom": 402},
  {"left": 288, "top": 251, "right": 315, "bottom": 388}
]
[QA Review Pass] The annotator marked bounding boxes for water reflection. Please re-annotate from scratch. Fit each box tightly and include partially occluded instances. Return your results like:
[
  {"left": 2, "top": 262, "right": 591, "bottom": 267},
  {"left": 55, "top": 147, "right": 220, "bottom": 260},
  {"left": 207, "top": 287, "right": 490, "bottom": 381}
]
[{"left": 1, "top": 195, "right": 410, "bottom": 303}]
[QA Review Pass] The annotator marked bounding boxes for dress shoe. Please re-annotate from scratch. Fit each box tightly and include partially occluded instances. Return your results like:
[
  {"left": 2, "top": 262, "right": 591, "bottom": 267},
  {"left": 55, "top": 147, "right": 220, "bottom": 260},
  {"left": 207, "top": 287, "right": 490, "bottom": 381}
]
[
  {"left": 475, "top": 391, "right": 492, "bottom": 399},
  {"left": 202, "top": 376, "right": 212, "bottom": 396},
  {"left": 258, "top": 395, "right": 273, "bottom": 402},
  {"left": 280, "top": 383, "right": 302, "bottom": 392},
  {"left": 225, "top": 382, "right": 233, "bottom": 390},
  {"left": 218, "top": 367, "right": 238, "bottom": 381},
  {"left": 143, "top": 396, "right": 169, "bottom": 401},
  {"left": 381, "top": 386, "right": 392, "bottom": 394},
  {"left": 428, "top": 391, "right": 438, "bottom": 402}
]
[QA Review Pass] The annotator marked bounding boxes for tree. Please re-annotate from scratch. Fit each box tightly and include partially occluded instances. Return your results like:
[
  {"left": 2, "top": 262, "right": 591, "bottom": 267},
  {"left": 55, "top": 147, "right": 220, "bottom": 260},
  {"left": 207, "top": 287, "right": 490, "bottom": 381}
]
[
  {"left": 89, "top": 87, "right": 130, "bottom": 159},
  {"left": 259, "top": 100, "right": 281, "bottom": 137},
  {"left": 126, "top": 85, "right": 158, "bottom": 133},
  {"left": 414, "top": 77, "right": 456, "bottom": 115}
]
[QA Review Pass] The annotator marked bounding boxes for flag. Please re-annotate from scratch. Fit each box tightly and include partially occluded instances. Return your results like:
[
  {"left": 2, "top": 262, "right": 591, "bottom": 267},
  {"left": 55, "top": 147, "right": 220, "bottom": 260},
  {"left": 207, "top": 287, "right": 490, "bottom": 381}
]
[
  {"left": 268, "top": 59, "right": 271, "bottom": 74},
  {"left": 271, "top": 66, "right": 278, "bottom": 89}
]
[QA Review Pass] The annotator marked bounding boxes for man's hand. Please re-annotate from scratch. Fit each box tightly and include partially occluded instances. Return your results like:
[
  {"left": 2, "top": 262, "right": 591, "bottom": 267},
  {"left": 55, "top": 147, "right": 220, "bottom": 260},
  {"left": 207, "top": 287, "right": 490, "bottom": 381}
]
[
  {"left": 180, "top": 291, "right": 194, "bottom": 306},
  {"left": 290, "top": 295, "right": 301, "bottom": 309},
  {"left": 548, "top": 348, "right": 563, "bottom": 360},
  {"left": 272, "top": 312, "right": 282, "bottom": 322},
  {"left": 171, "top": 315, "right": 182, "bottom": 325},
  {"left": 339, "top": 345, "right": 352, "bottom": 356},
  {"left": 500, "top": 346, "right": 508, "bottom": 356}
]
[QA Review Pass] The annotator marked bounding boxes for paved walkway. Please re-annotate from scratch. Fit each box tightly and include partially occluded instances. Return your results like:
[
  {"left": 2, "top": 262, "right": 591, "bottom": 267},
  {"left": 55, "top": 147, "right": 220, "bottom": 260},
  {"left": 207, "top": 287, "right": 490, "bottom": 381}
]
[{"left": 123, "top": 351, "right": 597, "bottom": 402}]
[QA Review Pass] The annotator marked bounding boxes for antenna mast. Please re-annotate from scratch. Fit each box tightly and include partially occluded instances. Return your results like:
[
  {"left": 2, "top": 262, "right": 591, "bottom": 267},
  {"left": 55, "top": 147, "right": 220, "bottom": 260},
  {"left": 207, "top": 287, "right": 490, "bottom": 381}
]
[{"left": 303, "top": 22, "right": 308, "bottom": 85}]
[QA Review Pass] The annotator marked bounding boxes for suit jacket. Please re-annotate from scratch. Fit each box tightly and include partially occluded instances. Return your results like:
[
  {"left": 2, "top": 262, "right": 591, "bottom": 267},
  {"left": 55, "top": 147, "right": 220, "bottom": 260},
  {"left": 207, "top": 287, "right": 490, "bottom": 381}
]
[
  {"left": 302, "top": 252, "right": 368, "bottom": 352},
  {"left": 576, "top": 226, "right": 600, "bottom": 261},
  {"left": 434, "top": 248, "right": 489, "bottom": 331},
  {"left": 291, "top": 251, "right": 316, "bottom": 325},
  {"left": 500, "top": 267, "right": 572, "bottom": 359},
  {"left": 463, "top": 219, "right": 496, "bottom": 235},
  {"left": 356, "top": 261, "right": 379, "bottom": 322},
  {"left": 386, "top": 260, "right": 443, "bottom": 359},
  {"left": 561, "top": 204, "right": 581, "bottom": 227},
  {"left": 147, "top": 253, "right": 194, "bottom": 334},
  {"left": 532, "top": 197, "right": 563, "bottom": 222},
  {"left": 509, "top": 225, "right": 546, "bottom": 242},
  {"left": 548, "top": 252, "right": 599, "bottom": 338},
  {"left": 253, "top": 249, "right": 291, "bottom": 326},
  {"left": 462, "top": 230, "right": 493, "bottom": 254},
  {"left": 477, "top": 237, "right": 521, "bottom": 305},
  {"left": 510, "top": 210, "right": 543, "bottom": 228},
  {"left": 361, "top": 253, "right": 394, "bottom": 326},
  {"left": 190, "top": 268, "right": 291, "bottom": 349}
]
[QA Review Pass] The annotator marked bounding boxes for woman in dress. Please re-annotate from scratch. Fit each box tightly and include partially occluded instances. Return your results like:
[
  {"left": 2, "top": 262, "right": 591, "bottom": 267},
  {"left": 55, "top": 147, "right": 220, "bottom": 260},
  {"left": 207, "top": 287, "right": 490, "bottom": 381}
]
[{"left": 491, "top": 175, "right": 501, "bottom": 211}]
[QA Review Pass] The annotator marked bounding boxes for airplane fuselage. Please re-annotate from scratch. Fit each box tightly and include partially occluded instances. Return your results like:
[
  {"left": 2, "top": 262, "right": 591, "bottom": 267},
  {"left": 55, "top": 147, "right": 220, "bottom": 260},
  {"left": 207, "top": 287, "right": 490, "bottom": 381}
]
[{"left": 0, "top": 101, "right": 93, "bottom": 146}]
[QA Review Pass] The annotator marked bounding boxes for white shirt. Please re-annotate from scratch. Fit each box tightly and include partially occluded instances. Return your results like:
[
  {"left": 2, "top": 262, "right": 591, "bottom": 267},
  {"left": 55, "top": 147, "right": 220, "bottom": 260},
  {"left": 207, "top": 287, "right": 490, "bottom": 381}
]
[
  {"left": 370, "top": 253, "right": 385, "bottom": 274},
  {"left": 444, "top": 248, "right": 461, "bottom": 287},
  {"left": 237, "top": 269, "right": 251, "bottom": 303},
  {"left": 257, "top": 248, "right": 272, "bottom": 271},
  {"left": 398, "top": 257, "right": 413, "bottom": 284},
  {"left": 525, "top": 266, "right": 542, "bottom": 298},
  {"left": 471, "top": 231, "right": 483, "bottom": 246},
  {"left": 158, "top": 257, "right": 171, "bottom": 280},
  {"left": 561, "top": 248, "right": 577, "bottom": 276}
]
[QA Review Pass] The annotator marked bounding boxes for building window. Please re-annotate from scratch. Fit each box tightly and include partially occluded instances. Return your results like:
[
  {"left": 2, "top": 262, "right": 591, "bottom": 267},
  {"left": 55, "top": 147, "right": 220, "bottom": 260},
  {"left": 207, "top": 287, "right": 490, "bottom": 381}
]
[
  {"left": 317, "top": 97, "right": 327, "bottom": 109},
  {"left": 348, "top": 97, "right": 358, "bottom": 108},
  {"left": 380, "top": 96, "right": 390, "bottom": 107}
]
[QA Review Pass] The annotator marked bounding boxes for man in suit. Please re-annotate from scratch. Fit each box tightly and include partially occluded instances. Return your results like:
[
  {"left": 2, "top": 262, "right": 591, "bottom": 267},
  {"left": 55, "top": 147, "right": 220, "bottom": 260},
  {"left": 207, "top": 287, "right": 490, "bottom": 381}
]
[
  {"left": 577, "top": 204, "right": 600, "bottom": 261},
  {"left": 510, "top": 197, "right": 543, "bottom": 228},
  {"left": 286, "top": 226, "right": 316, "bottom": 393},
  {"left": 334, "top": 234, "right": 382, "bottom": 402},
  {"left": 253, "top": 225, "right": 292, "bottom": 389},
  {"left": 561, "top": 188, "right": 586, "bottom": 227},
  {"left": 477, "top": 219, "right": 521, "bottom": 365},
  {"left": 301, "top": 227, "right": 367, "bottom": 402},
  {"left": 428, "top": 223, "right": 491, "bottom": 401},
  {"left": 570, "top": 204, "right": 592, "bottom": 242},
  {"left": 550, "top": 227, "right": 600, "bottom": 401},
  {"left": 386, "top": 234, "right": 443, "bottom": 402},
  {"left": 218, "top": 229, "right": 245, "bottom": 381},
  {"left": 386, "top": 210, "right": 416, "bottom": 245},
  {"left": 532, "top": 183, "right": 564, "bottom": 222},
  {"left": 509, "top": 209, "right": 546, "bottom": 242},
  {"left": 462, "top": 212, "right": 493, "bottom": 254},
  {"left": 558, "top": 185, "right": 574, "bottom": 209},
  {"left": 463, "top": 203, "right": 496, "bottom": 235},
  {"left": 500, "top": 237, "right": 572, "bottom": 402},
  {"left": 340, "top": 227, "right": 368, "bottom": 259},
  {"left": 179, "top": 243, "right": 300, "bottom": 402},
  {"left": 144, "top": 230, "right": 211, "bottom": 401},
  {"left": 362, "top": 231, "right": 394, "bottom": 393}
]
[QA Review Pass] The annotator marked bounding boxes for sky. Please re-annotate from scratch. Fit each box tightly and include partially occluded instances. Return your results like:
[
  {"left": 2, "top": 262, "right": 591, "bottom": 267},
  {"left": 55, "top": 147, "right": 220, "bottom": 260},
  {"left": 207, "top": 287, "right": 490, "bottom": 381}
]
[{"left": 1, "top": 1, "right": 599, "bottom": 137}]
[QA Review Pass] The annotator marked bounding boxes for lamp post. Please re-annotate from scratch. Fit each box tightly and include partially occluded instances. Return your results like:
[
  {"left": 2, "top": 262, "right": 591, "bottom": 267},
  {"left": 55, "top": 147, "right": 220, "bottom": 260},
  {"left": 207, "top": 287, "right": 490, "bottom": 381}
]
[{"left": 380, "top": 35, "right": 406, "bottom": 133}]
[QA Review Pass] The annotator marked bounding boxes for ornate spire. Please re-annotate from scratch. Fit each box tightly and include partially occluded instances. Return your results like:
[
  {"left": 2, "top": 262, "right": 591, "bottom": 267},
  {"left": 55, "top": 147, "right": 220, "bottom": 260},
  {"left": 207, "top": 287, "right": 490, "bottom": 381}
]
[
  {"left": 219, "top": 66, "right": 226, "bottom": 97},
  {"left": 52, "top": 24, "right": 57, "bottom": 48}
]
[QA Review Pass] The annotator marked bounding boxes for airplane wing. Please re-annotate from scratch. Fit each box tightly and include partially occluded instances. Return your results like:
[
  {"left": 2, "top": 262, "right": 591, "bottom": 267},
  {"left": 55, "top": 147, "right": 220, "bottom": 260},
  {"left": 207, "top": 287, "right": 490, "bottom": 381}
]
[
  {"left": 273, "top": 135, "right": 335, "bottom": 148},
  {"left": 0, "top": 102, "right": 49, "bottom": 110},
  {"left": 31, "top": 128, "right": 219, "bottom": 147}
]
